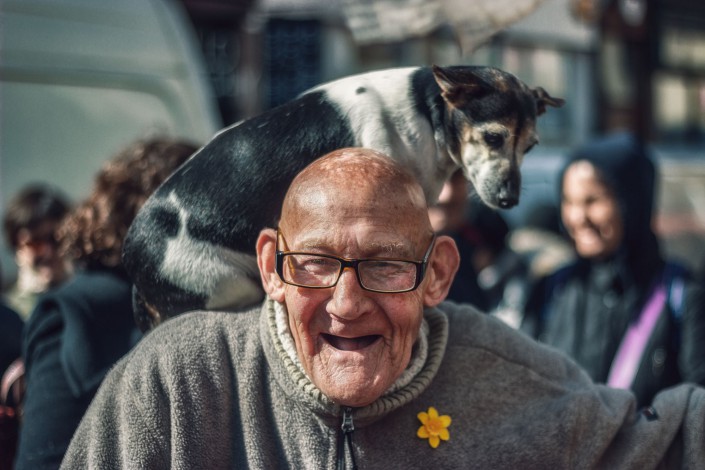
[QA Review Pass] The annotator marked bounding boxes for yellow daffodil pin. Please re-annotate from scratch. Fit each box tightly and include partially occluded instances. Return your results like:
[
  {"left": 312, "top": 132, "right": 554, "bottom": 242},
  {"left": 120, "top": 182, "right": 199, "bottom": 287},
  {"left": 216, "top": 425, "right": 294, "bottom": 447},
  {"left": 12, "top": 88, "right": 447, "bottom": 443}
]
[{"left": 417, "top": 406, "right": 451, "bottom": 448}]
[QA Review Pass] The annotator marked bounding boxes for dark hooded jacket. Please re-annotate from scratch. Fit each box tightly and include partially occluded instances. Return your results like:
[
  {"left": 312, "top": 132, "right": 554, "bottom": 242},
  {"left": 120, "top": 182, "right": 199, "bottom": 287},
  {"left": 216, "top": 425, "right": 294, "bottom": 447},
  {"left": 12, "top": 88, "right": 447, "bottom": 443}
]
[{"left": 521, "top": 132, "right": 705, "bottom": 407}]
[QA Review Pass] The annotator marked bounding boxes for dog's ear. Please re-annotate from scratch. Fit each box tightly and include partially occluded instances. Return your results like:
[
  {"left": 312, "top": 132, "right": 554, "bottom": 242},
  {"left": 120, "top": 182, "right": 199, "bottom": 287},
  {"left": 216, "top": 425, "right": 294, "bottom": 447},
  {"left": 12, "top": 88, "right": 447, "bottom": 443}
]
[
  {"left": 432, "top": 65, "right": 490, "bottom": 107},
  {"left": 532, "top": 87, "right": 565, "bottom": 115}
]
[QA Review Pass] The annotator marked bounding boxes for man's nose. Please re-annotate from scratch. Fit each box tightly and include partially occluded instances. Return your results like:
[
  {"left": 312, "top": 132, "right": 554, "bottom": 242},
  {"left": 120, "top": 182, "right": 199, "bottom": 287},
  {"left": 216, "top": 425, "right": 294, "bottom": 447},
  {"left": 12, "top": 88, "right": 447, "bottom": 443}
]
[{"left": 328, "top": 267, "right": 367, "bottom": 320}]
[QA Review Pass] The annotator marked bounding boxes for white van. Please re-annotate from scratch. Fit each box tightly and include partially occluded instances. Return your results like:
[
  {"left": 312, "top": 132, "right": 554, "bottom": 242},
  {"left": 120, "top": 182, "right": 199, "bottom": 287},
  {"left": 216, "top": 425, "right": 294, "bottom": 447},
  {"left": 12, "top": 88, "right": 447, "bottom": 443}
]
[{"left": 0, "top": 0, "right": 221, "bottom": 284}]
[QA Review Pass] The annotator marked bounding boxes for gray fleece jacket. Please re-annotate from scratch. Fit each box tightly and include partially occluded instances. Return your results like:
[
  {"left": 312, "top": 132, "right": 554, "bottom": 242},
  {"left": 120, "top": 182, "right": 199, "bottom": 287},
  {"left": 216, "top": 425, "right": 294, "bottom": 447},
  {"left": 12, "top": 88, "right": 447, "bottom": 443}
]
[{"left": 61, "top": 299, "right": 705, "bottom": 469}]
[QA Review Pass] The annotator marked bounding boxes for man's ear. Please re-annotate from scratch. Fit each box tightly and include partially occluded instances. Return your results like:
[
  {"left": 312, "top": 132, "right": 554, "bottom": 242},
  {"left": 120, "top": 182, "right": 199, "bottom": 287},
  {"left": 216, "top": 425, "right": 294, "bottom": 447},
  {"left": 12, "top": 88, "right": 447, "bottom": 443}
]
[
  {"left": 422, "top": 235, "right": 460, "bottom": 307},
  {"left": 256, "top": 228, "right": 285, "bottom": 302}
]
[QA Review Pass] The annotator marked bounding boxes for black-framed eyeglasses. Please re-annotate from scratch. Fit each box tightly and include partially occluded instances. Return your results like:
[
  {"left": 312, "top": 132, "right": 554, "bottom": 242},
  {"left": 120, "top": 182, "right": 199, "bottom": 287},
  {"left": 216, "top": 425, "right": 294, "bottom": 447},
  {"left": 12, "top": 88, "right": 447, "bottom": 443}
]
[{"left": 275, "top": 230, "right": 436, "bottom": 293}]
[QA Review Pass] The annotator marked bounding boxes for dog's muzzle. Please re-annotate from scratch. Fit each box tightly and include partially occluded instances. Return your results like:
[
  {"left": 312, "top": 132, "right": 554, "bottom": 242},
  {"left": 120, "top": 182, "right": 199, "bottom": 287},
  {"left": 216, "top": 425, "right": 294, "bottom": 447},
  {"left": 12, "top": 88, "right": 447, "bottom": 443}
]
[{"left": 497, "top": 173, "right": 520, "bottom": 209}]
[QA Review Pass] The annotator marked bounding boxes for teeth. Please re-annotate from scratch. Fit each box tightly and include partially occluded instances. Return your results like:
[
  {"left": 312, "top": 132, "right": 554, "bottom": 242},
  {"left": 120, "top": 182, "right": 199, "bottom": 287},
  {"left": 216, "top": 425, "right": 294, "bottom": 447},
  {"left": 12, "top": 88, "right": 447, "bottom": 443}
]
[{"left": 324, "top": 334, "right": 379, "bottom": 351}]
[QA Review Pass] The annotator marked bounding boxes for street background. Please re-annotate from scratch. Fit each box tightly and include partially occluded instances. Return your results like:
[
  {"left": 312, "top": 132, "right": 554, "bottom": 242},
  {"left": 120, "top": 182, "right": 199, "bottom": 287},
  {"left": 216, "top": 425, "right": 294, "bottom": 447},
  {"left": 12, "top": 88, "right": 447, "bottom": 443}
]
[{"left": 1, "top": 0, "right": 704, "bottom": 282}]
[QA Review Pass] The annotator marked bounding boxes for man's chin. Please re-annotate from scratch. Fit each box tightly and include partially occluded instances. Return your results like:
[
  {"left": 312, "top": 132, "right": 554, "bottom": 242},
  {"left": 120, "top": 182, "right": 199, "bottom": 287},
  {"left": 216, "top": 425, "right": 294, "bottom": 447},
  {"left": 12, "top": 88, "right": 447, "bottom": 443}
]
[
  {"left": 307, "top": 339, "right": 405, "bottom": 406},
  {"left": 325, "top": 382, "right": 387, "bottom": 408},
  {"left": 311, "top": 362, "right": 393, "bottom": 407}
]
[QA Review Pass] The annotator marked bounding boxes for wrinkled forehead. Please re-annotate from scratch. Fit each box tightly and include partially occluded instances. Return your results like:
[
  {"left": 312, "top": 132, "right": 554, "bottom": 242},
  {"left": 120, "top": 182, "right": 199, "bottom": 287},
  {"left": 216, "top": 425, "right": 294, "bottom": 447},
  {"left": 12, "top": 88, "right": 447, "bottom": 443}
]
[
  {"left": 281, "top": 180, "right": 429, "bottom": 251},
  {"left": 285, "top": 179, "right": 426, "bottom": 225}
]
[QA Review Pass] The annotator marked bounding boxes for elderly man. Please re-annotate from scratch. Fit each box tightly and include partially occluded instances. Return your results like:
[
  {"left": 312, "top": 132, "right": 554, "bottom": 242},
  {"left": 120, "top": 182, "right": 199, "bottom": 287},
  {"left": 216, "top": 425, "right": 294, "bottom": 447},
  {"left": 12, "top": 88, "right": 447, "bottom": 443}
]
[{"left": 62, "top": 148, "right": 705, "bottom": 468}]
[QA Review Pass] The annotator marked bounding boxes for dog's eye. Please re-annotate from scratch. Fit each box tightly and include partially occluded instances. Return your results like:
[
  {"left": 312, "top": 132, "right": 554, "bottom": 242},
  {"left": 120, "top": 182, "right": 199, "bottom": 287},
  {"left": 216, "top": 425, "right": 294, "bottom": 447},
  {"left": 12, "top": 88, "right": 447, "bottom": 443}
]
[{"left": 483, "top": 132, "right": 504, "bottom": 149}]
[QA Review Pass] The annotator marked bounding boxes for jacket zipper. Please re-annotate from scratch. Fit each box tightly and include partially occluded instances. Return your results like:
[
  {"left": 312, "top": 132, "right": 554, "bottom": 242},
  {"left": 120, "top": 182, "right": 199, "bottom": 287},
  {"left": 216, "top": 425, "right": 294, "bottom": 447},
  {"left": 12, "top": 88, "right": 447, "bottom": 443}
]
[{"left": 336, "top": 406, "right": 358, "bottom": 470}]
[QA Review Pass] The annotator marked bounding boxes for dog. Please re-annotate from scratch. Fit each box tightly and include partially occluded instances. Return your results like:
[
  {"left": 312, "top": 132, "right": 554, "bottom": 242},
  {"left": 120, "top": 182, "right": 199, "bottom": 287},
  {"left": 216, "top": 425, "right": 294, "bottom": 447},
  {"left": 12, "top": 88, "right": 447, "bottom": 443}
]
[{"left": 123, "top": 65, "right": 564, "bottom": 323}]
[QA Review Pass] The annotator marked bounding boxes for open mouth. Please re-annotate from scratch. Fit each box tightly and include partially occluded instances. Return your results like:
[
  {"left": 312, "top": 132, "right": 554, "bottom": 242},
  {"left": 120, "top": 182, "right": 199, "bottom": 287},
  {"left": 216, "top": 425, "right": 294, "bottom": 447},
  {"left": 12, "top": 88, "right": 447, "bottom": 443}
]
[{"left": 322, "top": 334, "right": 381, "bottom": 351}]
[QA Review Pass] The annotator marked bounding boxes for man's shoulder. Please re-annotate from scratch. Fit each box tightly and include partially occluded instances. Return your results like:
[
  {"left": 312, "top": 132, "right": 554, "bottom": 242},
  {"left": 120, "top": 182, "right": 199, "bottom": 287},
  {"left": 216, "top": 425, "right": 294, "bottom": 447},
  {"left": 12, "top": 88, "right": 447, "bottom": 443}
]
[
  {"left": 434, "top": 301, "right": 590, "bottom": 384},
  {"left": 143, "top": 305, "right": 262, "bottom": 351},
  {"left": 114, "top": 305, "right": 264, "bottom": 387},
  {"left": 435, "top": 300, "right": 534, "bottom": 345}
]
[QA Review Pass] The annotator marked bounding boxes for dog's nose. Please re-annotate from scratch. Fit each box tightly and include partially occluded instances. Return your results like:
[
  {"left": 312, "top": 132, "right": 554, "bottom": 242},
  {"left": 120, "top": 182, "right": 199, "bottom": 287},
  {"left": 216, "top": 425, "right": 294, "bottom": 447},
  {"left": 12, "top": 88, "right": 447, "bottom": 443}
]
[
  {"left": 497, "top": 171, "right": 520, "bottom": 209},
  {"left": 498, "top": 197, "right": 518, "bottom": 209}
]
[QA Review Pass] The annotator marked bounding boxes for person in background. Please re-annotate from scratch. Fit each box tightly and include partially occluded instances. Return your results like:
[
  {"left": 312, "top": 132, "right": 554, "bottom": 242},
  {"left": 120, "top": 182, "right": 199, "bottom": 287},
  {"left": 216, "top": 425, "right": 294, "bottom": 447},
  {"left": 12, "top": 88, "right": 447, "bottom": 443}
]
[
  {"left": 0, "top": 267, "right": 23, "bottom": 379},
  {"left": 62, "top": 148, "right": 705, "bottom": 468},
  {"left": 2, "top": 184, "right": 72, "bottom": 319},
  {"left": 0, "top": 292, "right": 24, "bottom": 469},
  {"left": 507, "top": 201, "right": 574, "bottom": 281},
  {"left": 0, "top": 304, "right": 23, "bottom": 381},
  {"left": 15, "top": 137, "right": 197, "bottom": 470},
  {"left": 428, "top": 170, "right": 487, "bottom": 308},
  {"left": 521, "top": 132, "right": 705, "bottom": 407},
  {"left": 0, "top": 266, "right": 25, "bottom": 470},
  {"left": 428, "top": 169, "right": 529, "bottom": 327}
]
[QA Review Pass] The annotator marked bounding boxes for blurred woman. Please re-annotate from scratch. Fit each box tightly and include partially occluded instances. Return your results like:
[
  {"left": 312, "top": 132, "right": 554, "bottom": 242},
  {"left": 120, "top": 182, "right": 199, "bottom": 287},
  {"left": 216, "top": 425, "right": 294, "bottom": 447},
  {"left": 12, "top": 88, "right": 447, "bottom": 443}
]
[
  {"left": 522, "top": 132, "right": 705, "bottom": 407},
  {"left": 16, "top": 137, "right": 197, "bottom": 469}
]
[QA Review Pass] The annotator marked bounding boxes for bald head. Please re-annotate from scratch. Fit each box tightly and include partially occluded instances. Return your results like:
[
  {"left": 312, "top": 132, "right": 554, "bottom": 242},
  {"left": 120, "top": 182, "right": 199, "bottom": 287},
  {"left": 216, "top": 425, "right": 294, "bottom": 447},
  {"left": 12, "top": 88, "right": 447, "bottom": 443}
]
[{"left": 280, "top": 148, "right": 431, "bottom": 240}]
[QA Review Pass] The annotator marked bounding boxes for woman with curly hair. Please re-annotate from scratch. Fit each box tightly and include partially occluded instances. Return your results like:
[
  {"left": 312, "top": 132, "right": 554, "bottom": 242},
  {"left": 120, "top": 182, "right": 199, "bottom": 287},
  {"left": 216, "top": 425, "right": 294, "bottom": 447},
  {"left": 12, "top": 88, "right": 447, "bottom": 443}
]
[{"left": 16, "top": 137, "right": 198, "bottom": 469}]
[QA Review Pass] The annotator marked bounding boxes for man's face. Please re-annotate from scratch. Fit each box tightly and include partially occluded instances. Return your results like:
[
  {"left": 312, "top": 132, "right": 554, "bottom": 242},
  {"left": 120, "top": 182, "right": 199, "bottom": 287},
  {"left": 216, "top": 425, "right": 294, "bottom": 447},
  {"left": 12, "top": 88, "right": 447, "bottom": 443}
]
[
  {"left": 277, "top": 186, "right": 431, "bottom": 407},
  {"left": 15, "top": 221, "right": 69, "bottom": 289},
  {"left": 428, "top": 171, "right": 468, "bottom": 234}
]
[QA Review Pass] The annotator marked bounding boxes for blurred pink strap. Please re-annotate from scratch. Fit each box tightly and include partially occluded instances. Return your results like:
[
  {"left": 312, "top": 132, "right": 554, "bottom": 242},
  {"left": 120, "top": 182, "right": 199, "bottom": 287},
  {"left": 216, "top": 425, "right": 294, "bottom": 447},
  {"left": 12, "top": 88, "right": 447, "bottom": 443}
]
[{"left": 607, "top": 284, "right": 667, "bottom": 390}]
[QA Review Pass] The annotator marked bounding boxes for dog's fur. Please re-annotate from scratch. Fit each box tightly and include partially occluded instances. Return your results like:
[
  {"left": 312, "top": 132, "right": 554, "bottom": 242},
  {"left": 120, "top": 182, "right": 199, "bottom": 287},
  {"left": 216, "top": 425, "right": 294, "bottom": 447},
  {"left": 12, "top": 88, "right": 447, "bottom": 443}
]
[{"left": 123, "top": 65, "right": 564, "bottom": 321}]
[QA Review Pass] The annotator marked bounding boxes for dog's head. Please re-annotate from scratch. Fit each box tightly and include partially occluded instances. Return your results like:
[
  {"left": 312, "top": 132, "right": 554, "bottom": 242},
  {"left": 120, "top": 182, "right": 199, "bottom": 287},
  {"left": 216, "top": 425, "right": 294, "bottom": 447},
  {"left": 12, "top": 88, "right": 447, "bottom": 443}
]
[{"left": 433, "top": 65, "right": 564, "bottom": 209}]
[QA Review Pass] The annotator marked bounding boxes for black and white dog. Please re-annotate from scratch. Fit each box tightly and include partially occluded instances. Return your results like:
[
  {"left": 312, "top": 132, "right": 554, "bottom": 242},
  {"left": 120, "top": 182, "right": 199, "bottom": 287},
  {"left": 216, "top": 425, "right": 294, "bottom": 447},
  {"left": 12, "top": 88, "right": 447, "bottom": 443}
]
[{"left": 123, "top": 65, "right": 564, "bottom": 322}]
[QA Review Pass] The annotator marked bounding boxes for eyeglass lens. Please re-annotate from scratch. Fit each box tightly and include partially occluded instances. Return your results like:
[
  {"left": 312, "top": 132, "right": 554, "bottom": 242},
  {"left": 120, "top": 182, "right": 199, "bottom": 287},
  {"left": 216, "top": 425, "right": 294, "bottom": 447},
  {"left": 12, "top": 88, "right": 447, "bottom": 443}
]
[{"left": 282, "top": 254, "right": 417, "bottom": 292}]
